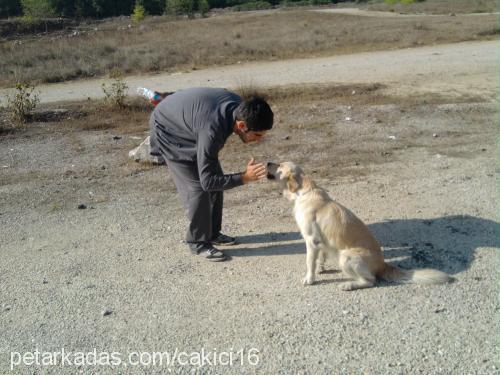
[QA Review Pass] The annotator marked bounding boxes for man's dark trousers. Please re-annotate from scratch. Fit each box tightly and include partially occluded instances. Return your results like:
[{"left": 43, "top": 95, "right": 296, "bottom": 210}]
[{"left": 166, "top": 159, "right": 223, "bottom": 253}]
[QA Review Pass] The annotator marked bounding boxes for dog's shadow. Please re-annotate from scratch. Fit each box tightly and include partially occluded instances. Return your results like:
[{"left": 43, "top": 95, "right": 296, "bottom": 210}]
[
  {"left": 227, "top": 215, "right": 498, "bottom": 276},
  {"left": 228, "top": 232, "right": 304, "bottom": 257}
]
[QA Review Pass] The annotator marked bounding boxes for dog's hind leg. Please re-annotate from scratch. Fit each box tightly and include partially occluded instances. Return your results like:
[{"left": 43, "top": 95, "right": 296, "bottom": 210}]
[
  {"left": 339, "top": 253, "right": 376, "bottom": 291},
  {"left": 316, "top": 250, "right": 327, "bottom": 274}
]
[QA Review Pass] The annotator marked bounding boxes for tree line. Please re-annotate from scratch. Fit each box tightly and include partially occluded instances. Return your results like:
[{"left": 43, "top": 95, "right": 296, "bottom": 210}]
[{"left": 0, "top": 0, "right": 353, "bottom": 19}]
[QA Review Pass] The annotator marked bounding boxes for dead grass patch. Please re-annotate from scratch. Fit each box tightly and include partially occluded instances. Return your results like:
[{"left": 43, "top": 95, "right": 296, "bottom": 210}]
[
  {"left": 54, "top": 97, "right": 152, "bottom": 133},
  {"left": 0, "top": 9, "right": 497, "bottom": 88},
  {"left": 365, "top": 0, "right": 497, "bottom": 15},
  {"left": 1, "top": 82, "right": 492, "bottom": 188}
]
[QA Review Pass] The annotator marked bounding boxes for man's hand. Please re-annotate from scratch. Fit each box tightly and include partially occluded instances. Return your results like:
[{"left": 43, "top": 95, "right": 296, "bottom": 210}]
[{"left": 241, "top": 157, "right": 267, "bottom": 184}]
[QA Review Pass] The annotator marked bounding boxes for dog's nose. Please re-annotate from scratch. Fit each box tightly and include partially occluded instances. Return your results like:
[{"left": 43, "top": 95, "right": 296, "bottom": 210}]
[{"left": 267, "top": 162, "right": 277, "bottom": 168}]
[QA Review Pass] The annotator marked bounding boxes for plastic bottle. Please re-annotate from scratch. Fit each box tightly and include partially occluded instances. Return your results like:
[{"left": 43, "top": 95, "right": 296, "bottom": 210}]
[{"left": 136, "top": 87, "right": 163, "bottom": 106}]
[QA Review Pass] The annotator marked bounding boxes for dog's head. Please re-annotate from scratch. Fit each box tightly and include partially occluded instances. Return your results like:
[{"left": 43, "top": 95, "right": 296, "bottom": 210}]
[{"left": 267, "top": 162, "right": 306, "bottom": 200}]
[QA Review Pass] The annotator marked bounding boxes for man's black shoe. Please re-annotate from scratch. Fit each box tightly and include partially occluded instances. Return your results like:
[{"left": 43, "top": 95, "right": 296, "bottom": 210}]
[
  {"left": 198, "top": 247, "right": 227, "bottom": 262},
  {"left": 212, "top": 233, "right": 237, "bottom": 246}
]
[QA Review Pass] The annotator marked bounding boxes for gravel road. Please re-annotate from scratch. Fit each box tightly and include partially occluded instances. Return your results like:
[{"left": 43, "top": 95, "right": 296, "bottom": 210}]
[
  {"left": 0, "top": 40, "right": 497, "bottom": 105},
  {"left": 0, "top": 39, "right": 497, "bottom": 374}
]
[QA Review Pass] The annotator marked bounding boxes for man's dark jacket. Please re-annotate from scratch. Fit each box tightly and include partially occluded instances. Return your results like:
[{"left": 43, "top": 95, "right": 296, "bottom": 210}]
[{"left": 150, "top": 87, "right": 244, "bottom": 192}]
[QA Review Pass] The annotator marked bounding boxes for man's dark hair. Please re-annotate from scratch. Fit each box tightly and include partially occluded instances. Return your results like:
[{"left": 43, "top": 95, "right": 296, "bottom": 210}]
[{"left": 235, "top": 96, "right": 273, "bottom": 131}]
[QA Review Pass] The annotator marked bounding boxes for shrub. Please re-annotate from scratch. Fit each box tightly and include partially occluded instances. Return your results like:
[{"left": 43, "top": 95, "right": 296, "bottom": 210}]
[
  {"left": 132, "top": 2, "right": 146, "bottom": 22},
  {"left": 165, "top": 0, "right": 192, "bottom": 16},
  {"left": 165, "top": 0, "right": 208, "bottom": 17},
  {"left": 198, "top": 0, "right": 209, "bottom": 16},
  {"left": 21, "top": 0, "right": 56, "bottom": 19},
  {"left": 101, "top": 69, "right": 128, "bottom": 108},
  {"left": 234, "top": 0, "right": 272, "bottom": 11},
  {"left": 6, "top": 82, "right": 40, "bottom": 125}
]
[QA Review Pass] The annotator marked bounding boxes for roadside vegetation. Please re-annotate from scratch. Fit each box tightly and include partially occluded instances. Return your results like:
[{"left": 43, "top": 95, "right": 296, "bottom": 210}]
[{"left": 4, "top": 81, "right": 40, "bottom": 125}]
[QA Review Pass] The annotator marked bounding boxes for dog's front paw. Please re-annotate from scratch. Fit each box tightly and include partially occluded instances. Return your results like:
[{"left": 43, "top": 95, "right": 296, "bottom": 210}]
[{"left": 302, "top": 275, "right": 315, "bottom": 286}]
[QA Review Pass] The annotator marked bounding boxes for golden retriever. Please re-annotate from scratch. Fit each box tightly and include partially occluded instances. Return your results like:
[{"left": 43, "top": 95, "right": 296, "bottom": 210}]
[{"left": 267, "top": 162, "right": 452, "bottom": 290}]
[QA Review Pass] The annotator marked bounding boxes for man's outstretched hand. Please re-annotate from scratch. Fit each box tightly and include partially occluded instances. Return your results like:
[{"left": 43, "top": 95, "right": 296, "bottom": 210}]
[{"left": 241, "top": 157, "right": 267, "bottom": 184}]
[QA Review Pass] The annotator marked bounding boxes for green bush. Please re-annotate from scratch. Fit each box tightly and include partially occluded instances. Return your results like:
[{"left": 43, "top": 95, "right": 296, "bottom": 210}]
[
  {"left": 198, "top": 0, "right": 209, "bottom": 16},
  {"left": 101, "top": 69, "right": 128, "bottom": 108},
  {"left": 165, "top": 0, "right": 209, "bottom": 17},
  {"left": 6, "top": 82, "right": 40, "bottom": 125},
  {"left": 21, "top": 0, "right": 56, "bottom": 19},
  {"left": 384, "top": 0, "right": 425, "bottom": 4},
  {"left": 234, "top": 0, "right": 271, "bottom": 10},
  {"left": 132, "top": 2, "right": 146, "bottom": 22}
]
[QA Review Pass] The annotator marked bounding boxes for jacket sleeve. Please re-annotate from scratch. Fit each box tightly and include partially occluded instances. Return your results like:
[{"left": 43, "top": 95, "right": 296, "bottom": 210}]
[{"left": 196, "top": 129, "right": 244, "bottom": 192}]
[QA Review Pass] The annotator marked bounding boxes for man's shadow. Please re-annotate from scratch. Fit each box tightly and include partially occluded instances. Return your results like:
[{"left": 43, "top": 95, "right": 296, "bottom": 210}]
[{"left": 227, "top": 215, "right": 498, "bottom": 275}]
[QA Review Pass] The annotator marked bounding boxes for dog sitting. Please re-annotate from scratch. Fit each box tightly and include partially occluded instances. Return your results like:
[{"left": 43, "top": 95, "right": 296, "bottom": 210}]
[{"left": 267, "top": 162, "right": 452, "bottom": 290}]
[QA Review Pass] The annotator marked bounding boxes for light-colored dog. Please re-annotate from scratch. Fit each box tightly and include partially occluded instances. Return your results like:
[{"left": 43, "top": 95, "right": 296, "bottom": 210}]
[{"left": 267, "top": 162, "right": 452, "bottom": 290}]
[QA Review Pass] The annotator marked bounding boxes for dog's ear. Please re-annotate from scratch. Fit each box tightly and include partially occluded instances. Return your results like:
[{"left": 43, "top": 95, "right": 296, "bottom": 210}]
[{"left": 287, "top": 173, "right": 300, "bottom": 193}]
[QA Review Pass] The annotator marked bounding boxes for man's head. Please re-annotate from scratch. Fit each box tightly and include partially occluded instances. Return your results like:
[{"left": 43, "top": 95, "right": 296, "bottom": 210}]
[{"left": 233, "top": 95, "right": 273, "bottom": 143}]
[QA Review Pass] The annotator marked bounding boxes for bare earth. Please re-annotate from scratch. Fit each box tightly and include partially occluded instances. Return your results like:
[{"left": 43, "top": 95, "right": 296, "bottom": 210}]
[{"left": 0, "top": 39, "right": 498, "bottom": 374}]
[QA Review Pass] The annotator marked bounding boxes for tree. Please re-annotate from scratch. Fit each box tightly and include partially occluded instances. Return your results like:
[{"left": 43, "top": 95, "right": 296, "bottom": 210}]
[
  {"left": 21, "top": 0, "right": 57, "bottom": 18},
  {"left": 165, "top": 0, "right": 207, "bottom": 17},
  {"left": 197, "top": 0, "right": 208, "bottom": 16},
  {"left": 132, "top": 0, "right": 146, "bottom": 22},
  {"left": 142, "top": 0, "right": 164, "bottom": 14},
  {"left": 91, "top": 0, "right": 135, "bottom": 17},
  {"left": 165, "top": 0, "right": 194, "bottom": 16},
  {"left": 0, "top": 0, "right": 23, "bottom": 18}
]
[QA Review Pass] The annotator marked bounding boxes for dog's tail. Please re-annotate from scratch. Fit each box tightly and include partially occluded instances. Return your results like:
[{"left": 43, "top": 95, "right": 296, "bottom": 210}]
[{"left": 379, "top": 263, "right": 452, "bottom": 285}]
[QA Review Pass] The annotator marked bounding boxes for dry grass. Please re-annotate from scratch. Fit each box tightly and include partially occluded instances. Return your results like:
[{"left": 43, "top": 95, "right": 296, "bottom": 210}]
[
  {"left": 365, "top": 0, "right": 497, "bottom": 15},
  {"left": 222, "top": 83, "right": 491, "bottom": 179},
  {"left": 0, "top": 8, "right": 497, "bottom": 88},
  {"left": 0, "top": 82, "right": 492, "bottom": 189}
]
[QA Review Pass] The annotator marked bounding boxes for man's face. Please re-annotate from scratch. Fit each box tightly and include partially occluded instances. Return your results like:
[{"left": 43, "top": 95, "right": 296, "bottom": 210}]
[{"left": 234, "top": 121, "right": 267, "bottom": 144}]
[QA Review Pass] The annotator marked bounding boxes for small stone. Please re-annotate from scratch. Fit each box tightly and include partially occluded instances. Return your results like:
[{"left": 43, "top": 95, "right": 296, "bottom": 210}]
[
  {"left": 102, "top": 309, "right": 113, "bottom": 317},
  {"left": 78, "top": 204, "right": 87, "bottom": 209},
  {"left": 433, "top": 133, "right": 438, "bottom": 137}
]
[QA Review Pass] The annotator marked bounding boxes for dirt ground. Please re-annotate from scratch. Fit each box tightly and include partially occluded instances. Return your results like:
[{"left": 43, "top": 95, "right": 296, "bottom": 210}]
[{"left": 0, "top": 14, "right": 498, "bottom": 375}]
